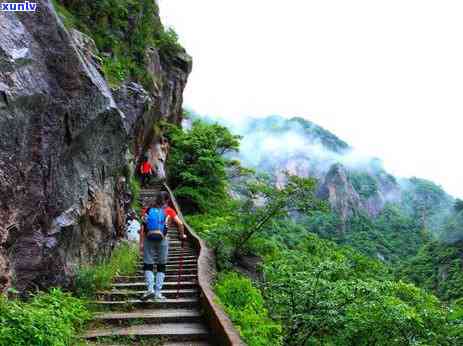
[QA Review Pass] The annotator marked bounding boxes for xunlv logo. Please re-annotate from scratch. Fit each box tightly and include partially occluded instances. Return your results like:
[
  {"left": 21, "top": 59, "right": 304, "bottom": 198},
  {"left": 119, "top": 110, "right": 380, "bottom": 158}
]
[{"left": 1, "top": 1, "right": 37, "bottom": 11}]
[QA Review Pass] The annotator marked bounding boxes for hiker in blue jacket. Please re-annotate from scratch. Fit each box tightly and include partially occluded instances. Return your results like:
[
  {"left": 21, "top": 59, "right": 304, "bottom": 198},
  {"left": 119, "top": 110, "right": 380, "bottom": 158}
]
[{"left": 140, "top": 194, "right": 185, "bottom": 301}]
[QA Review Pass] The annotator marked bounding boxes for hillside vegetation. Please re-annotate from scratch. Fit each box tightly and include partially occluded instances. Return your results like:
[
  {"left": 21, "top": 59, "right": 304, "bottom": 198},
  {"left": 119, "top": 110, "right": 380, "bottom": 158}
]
[
  {"left": 167, "top": 118, "right": 463, "bottom": 345},
  {"left": 54, "top": 0, "right": 183, "bottom": 88}
]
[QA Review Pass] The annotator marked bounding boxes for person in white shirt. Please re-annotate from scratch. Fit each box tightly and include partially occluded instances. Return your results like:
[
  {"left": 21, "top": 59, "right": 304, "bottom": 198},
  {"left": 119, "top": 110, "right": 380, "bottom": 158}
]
[{"left": 126, "top": 213, "right": 141, "bottom": 242}]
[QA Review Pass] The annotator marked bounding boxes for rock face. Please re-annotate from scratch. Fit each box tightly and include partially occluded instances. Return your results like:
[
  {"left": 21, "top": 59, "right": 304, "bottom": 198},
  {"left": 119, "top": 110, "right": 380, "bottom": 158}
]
[
  {"left": 0, "top": 1, "right": 191, "bottom": 291},
  {"left": 232, "top": 115, "right": 407, "bottom": 226},
  {"left": 318, "top": 164, "right": 362, "bottom": 227}
]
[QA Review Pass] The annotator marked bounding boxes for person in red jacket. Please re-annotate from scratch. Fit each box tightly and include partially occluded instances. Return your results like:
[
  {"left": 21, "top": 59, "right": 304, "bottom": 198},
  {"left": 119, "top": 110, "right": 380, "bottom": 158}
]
[{"left": 139, "top": 158, "right": 154, "bottom": 187}]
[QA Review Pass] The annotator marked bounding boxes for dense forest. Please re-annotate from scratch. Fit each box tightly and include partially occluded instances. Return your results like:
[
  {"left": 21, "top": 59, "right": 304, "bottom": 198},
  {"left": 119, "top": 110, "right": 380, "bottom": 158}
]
[{"left": 166, "top": 116, "right": 463, "bottom": 345}]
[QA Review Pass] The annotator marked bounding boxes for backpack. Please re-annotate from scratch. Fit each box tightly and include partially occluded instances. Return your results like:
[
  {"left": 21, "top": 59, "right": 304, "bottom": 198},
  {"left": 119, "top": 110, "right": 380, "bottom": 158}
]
[{"left": 145, "top": 208, "right": 167, "bottom": 241}]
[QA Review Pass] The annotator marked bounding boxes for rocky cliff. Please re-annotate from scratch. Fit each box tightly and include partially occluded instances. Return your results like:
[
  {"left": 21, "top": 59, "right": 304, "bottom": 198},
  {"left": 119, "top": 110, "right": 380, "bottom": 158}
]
[{"left": 0, "top": 0, "right": 191, "bottom": 291}]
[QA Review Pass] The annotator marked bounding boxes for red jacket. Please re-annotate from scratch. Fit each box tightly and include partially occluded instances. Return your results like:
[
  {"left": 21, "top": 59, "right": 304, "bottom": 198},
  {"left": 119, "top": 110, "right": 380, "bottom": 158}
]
[{"left": 140, "top": 161, "right": 153, "bottom": 174}]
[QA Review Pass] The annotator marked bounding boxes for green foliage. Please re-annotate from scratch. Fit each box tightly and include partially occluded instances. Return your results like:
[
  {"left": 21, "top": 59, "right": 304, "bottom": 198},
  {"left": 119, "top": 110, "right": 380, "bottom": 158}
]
[
  {"left": 129, "top": 175, "right": 141, "bottom": 214},
  {"left": 169, "top": 116, "right": 463, "bottom": 344},
  {"left": 75, "top": 242, "right": 139, "bottom": 298},
  {"left": 166, "top": 119, "right": 241, "bottom": 212},
  {"left": 187, "top": 173, "right": 327, "bottom": 271},
  {"left": 401, "top": 177, "right": 454, "bottom": 232},
  {"left": 101, "top": 55, "right": 131, "bottom": 88},
  {"left": 304, "top": 204, "right": 424, "bottom": 263},
  {"left": 448, "top": 300, "right": 463, "bottom": 343},
  {"left": 397, "top": 202, "right": 463, "bottom": 302},
  {"left": 440, "top": 208, "right": 463, "bottom": 243},
  {"left": 215, "top": 272, "right": 283, "bottom": 346},
  {"left": 187, "top": 203, "right": 239, "bottom": 271},
  {"left": 0, "top": 288, "right": 91, "bottom": 346},
  {"left": 262, "top": 234, "right": 454, "bottom": 345},
  {"left": 229, "top": 174, "right": 328, "bottom": 252},
  {"left": 153, "top": 27, "right": 183, "bottom": 58},
  {"left": 397, "top": 240, "right": 463, "bottom": 301},
  {"left": 348, "top": 171, "right": 379, "bottom": 198},
  {"left": 55, "top": 0, "right": 182, "bottom": 88},
  {"left": 188, "top": 178, "right": 462, "bottom": 344},
  {"left": 52, "top": 0, "right": 77, "bottom": 28}
]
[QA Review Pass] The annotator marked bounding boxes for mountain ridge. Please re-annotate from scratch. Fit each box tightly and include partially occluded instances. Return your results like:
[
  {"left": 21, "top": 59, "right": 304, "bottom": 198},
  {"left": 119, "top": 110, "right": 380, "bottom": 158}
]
[{"left": 219, "top": 114, "right": 454, "bottom": 229}]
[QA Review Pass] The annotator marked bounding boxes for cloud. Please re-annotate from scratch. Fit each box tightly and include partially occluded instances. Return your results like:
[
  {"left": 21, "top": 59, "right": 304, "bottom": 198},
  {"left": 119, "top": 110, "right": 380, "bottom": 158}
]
[{"left": 160, "top": 0, "right": 463, "bottom": 198}]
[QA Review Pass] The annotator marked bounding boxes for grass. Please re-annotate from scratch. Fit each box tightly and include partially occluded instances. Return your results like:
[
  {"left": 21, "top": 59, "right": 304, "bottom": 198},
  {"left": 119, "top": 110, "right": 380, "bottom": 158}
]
[
  {"left": 75, "top": 242, "right": 139, "bottom": 299},
  {"left": 0, "top": 288, "right": 91, "bottom": 346},
  {"left": 129, "top": 175, "right": 142, "bottom": 215}
]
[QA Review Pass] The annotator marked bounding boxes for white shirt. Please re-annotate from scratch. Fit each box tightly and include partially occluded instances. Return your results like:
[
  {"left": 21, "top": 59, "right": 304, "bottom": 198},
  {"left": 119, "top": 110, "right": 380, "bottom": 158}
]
[{"left": 126, "top": 219, "right": 141, "bottom": 242}]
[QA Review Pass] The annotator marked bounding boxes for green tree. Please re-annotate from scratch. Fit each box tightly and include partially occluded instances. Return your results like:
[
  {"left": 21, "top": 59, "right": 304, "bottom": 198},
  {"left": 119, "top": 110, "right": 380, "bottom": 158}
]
[
  {"left": 229, "top": 174, "right": 328, "bottom": 253},
  {"left": 262, "top": 235, "right": 452, "bottom": 345},
  {"left": 166, "top": 119, "right": 241, "bottom": 212}
]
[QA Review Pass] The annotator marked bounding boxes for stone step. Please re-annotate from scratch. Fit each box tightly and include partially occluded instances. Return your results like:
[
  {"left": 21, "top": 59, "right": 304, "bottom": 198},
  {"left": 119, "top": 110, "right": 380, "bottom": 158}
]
[
  {"left": 92, "top": 298, "right": 199, "bottom": 310},
  {"left": 167, "top": 255, "right": 197, "bottom": 260},
  {"left": 168, "top": 251, "right": 197, "bottom": 256},
  {"left": 136, "top": 263, "right": 197, "bottom": 271},
  {"left": 169, "top": 244, "right": 197, "bottom": 252},
  {"left": 168, "top": 250, "right": 196, "bottom": 254},
  {"left": 86, "top": 341, "right": 213, "bottom": 346},
  {"left": 135, "top": 268, "right": 198, "bottom": 276},
  {"left": 112, "top": 281, "right": 197, "bottom": 290},
  {"left": 137, "top": 263, "right": 197, "bottom": 271},
  {"left": 136, "top": 256, "right": 197, "bottom": 264},
  {"left": 96, "top": 289, "right": 199, "bottom": 300},
  {"left": 168, "top": 246, "right": 196, "bottom": 250},
  {"left": 168, "top": 246, "right": 195, "bottom": 250},
  {"left": 84, "top": 322, "right": 209, "bottom": 341},
  {"left": 93, "top": 308, "right": 202, "bottom": 325},
  {"left": 114, "top": 274, "right": 197, "bottom": 284},
  {"left": 149, "top": 258, "right": 197, "bottom": 264},
  {"left": 168, "top": 242, "right": 191, "bottom": 247},
  {"left": 135, "top": 268, "right": 197, "bottom": 275},
  {"left": 147, "top": 266, "right": 197, "bottom": 272}
]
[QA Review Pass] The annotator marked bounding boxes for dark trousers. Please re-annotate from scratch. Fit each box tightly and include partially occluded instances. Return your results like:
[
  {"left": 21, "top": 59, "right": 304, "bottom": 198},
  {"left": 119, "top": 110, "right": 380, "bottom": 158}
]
[{"left": 141, "top": 174, "right": 149, "bottom": 187}]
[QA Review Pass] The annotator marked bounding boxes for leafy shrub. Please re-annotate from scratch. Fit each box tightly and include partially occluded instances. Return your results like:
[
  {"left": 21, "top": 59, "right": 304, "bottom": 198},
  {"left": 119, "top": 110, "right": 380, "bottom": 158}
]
[
  {"left": 153, "top": 27, "right": 183, "bottom": 57},
  {"left": 215, "top": 272, "right": 283, "bottom": 346},
  {"left": 0, "top": 288, "right": 91, "bottom": 346},
  {"left": 75, "top": 242, "right": 139, "bottom": 298}
]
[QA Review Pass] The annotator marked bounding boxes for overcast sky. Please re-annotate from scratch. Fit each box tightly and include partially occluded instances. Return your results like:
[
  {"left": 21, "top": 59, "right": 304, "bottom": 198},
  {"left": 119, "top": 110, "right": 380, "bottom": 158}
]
[{"left": 159, "top": 0, "right": 463, "bottom": 198}]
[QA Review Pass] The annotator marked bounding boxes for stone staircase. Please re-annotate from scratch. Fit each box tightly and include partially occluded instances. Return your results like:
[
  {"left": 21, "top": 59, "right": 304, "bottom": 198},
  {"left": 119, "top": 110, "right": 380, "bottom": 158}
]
[{"left": 83, "top": 188, "right": 214, "bottom": 345}]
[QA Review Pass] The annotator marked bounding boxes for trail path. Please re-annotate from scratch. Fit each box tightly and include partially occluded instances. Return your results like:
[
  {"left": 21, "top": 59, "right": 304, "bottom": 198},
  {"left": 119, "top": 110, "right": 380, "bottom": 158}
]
[{"left": 83, "top": 188, "right": 213, "bottom": 346}]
